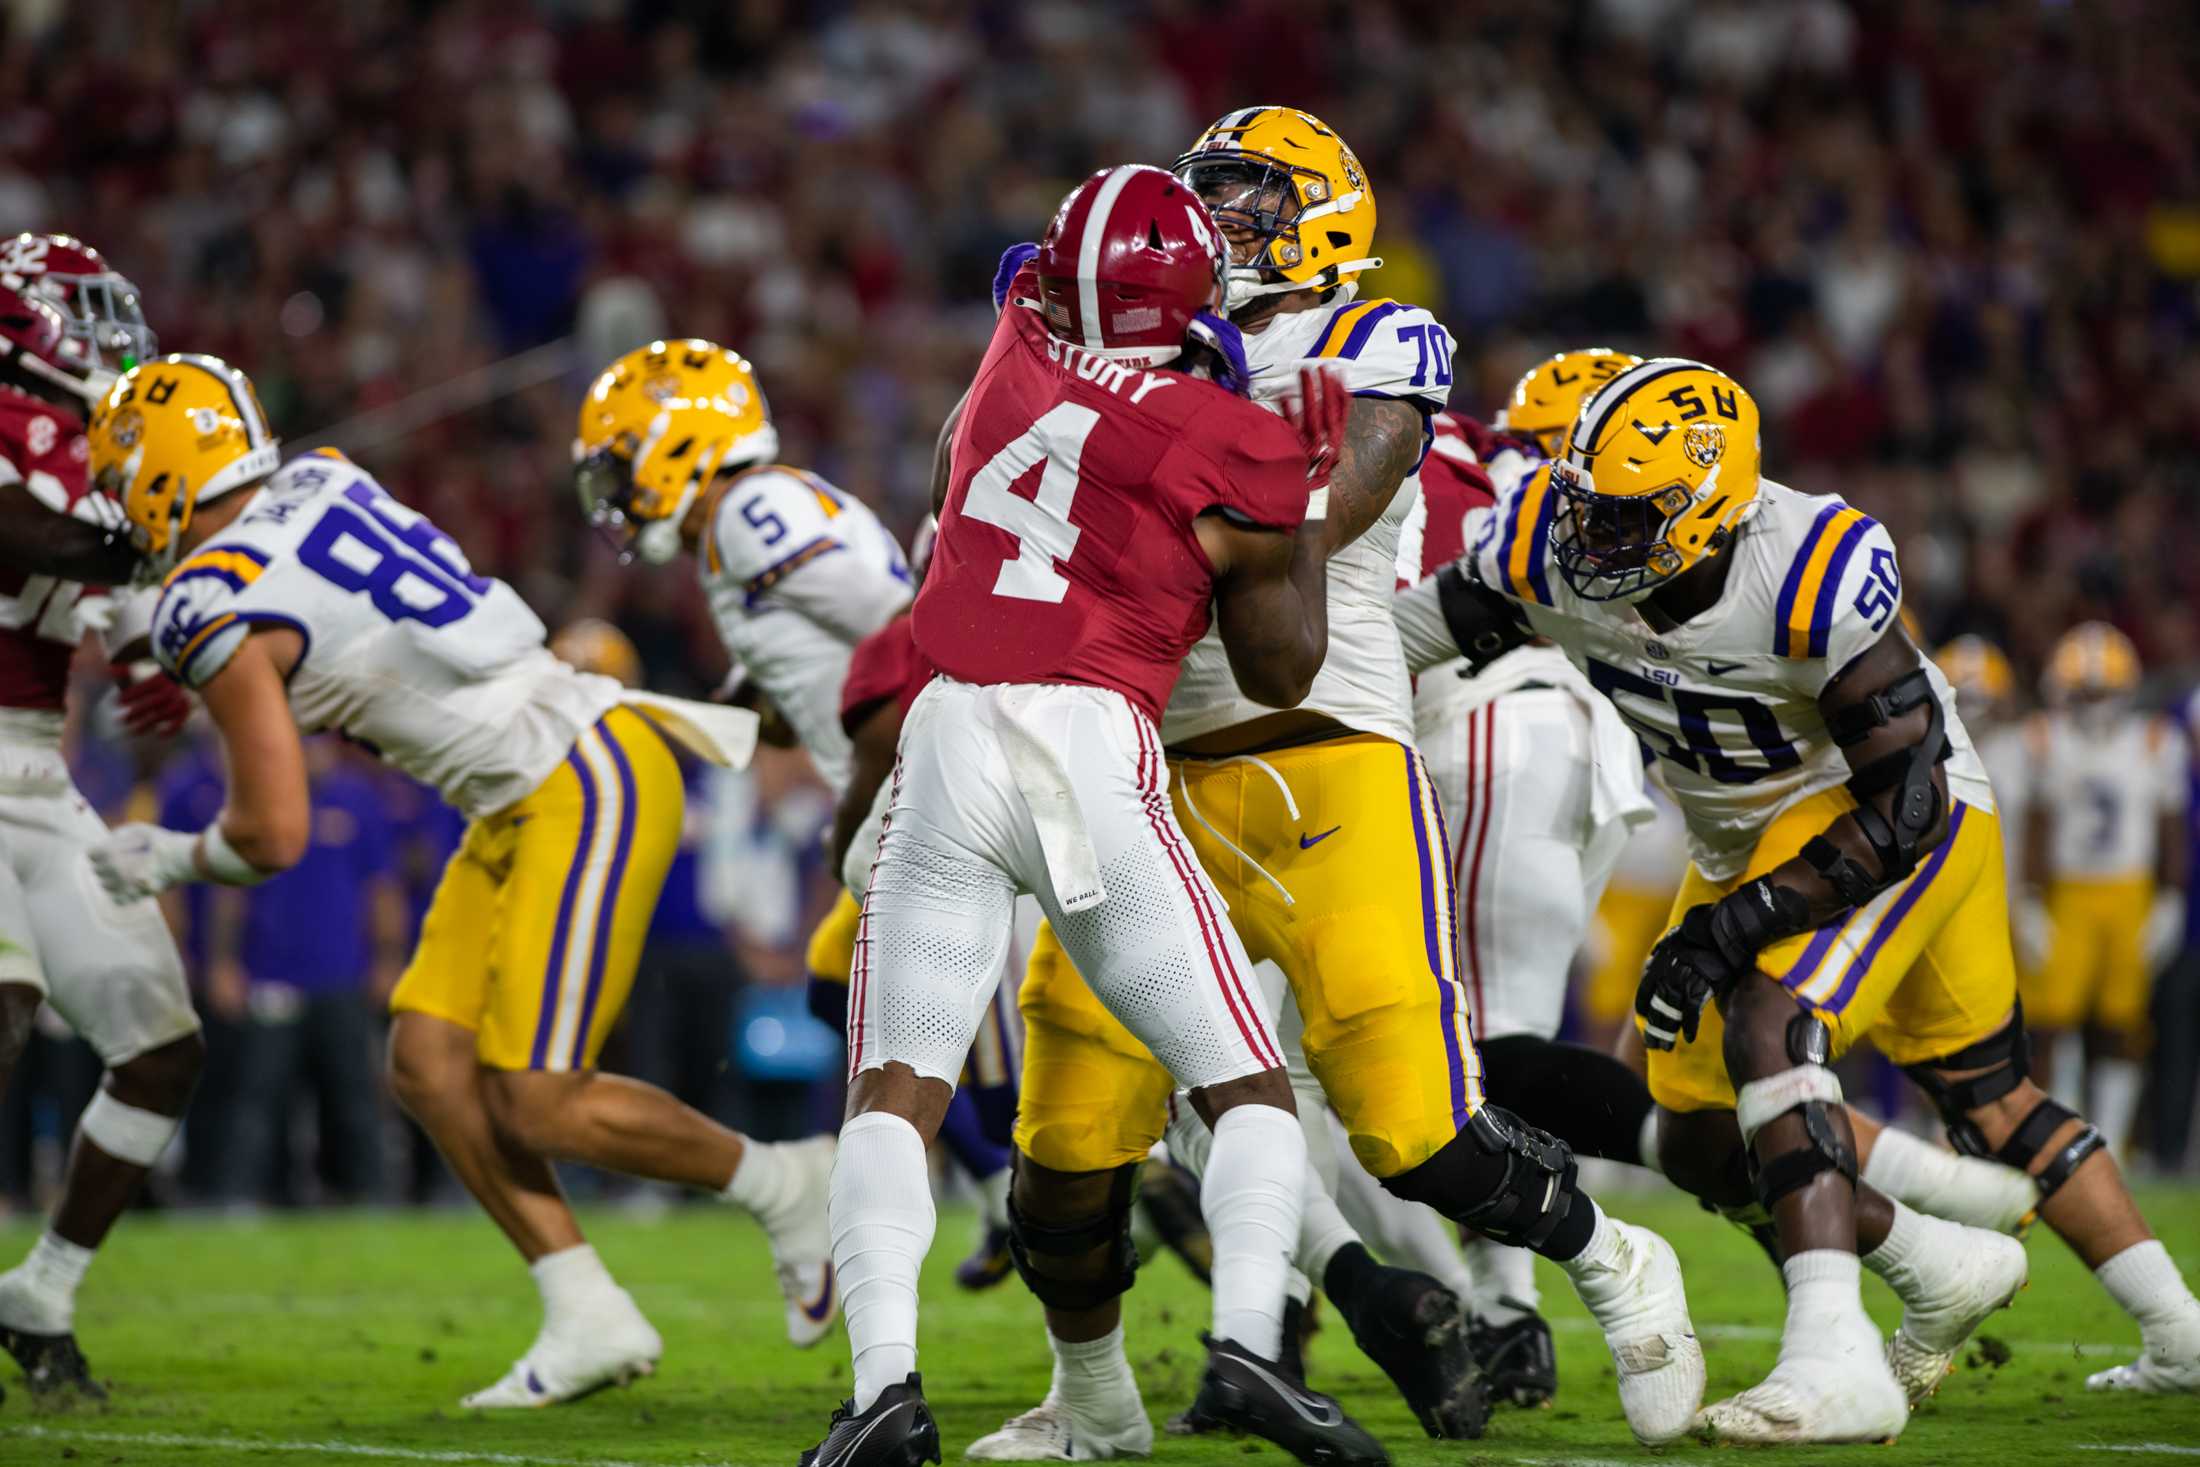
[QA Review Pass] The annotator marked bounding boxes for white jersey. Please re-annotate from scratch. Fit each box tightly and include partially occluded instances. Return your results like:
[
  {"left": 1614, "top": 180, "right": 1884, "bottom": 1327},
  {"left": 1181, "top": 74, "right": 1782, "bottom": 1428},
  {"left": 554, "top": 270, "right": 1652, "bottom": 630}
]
[
  {"left": 700, "top": 465, "right": 912, "bottom": 794},
  {"left": 1161, "top": 293, "right": 1454, "bottom": 748},
  {"left": 150, "top": 454, "right": 621, "bottom": 819},
  {"left": 2021, "top": 708, "right": 2184, "bottom": 882},
  {"left": 1450, "top": 477, "right": 1994, "bottom": 882}
]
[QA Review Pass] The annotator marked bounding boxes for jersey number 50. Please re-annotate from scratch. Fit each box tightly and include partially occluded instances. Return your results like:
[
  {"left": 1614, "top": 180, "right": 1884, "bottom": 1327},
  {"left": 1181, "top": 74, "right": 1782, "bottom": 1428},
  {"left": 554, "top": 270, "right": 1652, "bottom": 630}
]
[
  {"left": 959, "top": 402, "right": 1100, "bottom": 604},
  {"left": 298, "top": 483, "right": 493, "bottom": 627}
]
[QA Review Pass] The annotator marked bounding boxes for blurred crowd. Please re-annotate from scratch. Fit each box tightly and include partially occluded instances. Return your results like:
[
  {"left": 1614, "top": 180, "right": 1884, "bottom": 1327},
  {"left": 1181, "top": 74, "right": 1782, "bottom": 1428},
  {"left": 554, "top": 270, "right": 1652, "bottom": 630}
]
[{"left": 4, "top": 0, "right": 2200, "bottom": 1205}]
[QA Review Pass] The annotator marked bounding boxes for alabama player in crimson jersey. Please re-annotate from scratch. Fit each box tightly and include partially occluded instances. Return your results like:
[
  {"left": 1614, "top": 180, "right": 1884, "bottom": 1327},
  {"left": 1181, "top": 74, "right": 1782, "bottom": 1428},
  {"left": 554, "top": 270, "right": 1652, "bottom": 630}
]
[
  {"left": 804, "top": 164, "right": 1380, "bottom": 1467},
  {"left": 0, "top": 255, "right": 202, "bottom": 1402}
]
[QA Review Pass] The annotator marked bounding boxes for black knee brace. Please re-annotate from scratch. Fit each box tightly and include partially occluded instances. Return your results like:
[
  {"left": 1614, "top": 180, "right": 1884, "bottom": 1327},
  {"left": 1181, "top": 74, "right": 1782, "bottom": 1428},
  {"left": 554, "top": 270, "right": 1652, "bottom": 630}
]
[
  {"left": 1382, "top": 1106, "right": 1581, "bottom": 1253},
  {"left": 1735, "top": 1064, "right": 1857, "bottom": 1210},
  {"left": 1903, "top": 1007, "right": 2105, "bottom": 1203},
  {"left": 1005, "top": 1160, "right": 1141, "bottom": 1311}
]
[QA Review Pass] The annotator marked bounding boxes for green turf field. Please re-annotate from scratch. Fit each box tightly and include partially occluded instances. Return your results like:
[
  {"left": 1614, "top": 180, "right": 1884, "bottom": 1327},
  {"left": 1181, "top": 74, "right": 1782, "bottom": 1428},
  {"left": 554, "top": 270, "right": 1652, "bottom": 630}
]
[{"left": 0, "top": 1188, "right": 2194, "bottom": 1466}]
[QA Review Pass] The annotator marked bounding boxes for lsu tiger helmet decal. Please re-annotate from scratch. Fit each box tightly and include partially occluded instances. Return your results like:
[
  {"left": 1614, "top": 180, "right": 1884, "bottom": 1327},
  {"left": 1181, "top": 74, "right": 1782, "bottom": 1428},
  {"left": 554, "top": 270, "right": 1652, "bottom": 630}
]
[
  {"left": 573, "top": 339, "right": 780, "bottom": 565},
  {"left": 1172, "top": 106, "right": 1379, "bottom": 314},
  {"left": 1547, "top": 358, "right": 1763, "bottom": 602},
  {"left": 1934, "top": 635, "right": 2018, "bottom": 725},
  {"left": 88, "top": 354, "right": 280, "bottom": 585},
  {"left": 1496, "top": 348, "right": 1642, "bottom": 459}
]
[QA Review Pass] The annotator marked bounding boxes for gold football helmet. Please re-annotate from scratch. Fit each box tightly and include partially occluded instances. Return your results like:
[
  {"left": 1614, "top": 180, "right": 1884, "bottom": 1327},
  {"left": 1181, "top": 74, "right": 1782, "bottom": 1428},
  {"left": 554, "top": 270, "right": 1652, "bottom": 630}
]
[
  {"left": 1495, "top": 349, "right": 1641, "bottom": 458},
  {"left": 1934, "top": 635, "right": 2017, "bottom": 724},
  {"left": 550, "top": 617, "right": 644, "bottom": 688},
  {"left": 2043, "top": 621, "right": 2141, "bottom": 703},
  {"left": 573, "top": 339, "right": 779, "bottom": 565},
  {"left": 1548, "top": 358, "right": 1762, "bottom": 602},
  {"left": 1173, "top": 106, "right": 1379, "bottom": 313},
  {"left": 87, "top": 354, "right": 280, "bottom": 585}
]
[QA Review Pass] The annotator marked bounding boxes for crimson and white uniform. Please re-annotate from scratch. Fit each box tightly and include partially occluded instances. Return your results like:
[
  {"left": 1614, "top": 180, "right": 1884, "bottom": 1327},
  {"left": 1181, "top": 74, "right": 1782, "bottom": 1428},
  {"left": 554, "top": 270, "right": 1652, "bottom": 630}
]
[
  {"left": 851, "top": 262, "right": 1307, "bottom": 1092},
  {"left": 1400, "top": 415, "right": 1653, "bottom": 1040},
  {"left": 0, "top": 387, "right": 194, "bottom": 1063}
]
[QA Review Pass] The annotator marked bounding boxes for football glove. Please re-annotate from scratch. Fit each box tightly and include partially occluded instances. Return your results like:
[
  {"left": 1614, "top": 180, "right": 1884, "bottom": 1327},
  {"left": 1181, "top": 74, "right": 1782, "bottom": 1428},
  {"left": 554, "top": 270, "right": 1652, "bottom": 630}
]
[
  {"left": 1636, "top": 878, "right": 1809, "bottom": 1049},
  {"left": 90, "top": 823, "right": 198, "bottom": 905},
  {"left": 111, "top": 661, "right": 191, "bottom": 739}
]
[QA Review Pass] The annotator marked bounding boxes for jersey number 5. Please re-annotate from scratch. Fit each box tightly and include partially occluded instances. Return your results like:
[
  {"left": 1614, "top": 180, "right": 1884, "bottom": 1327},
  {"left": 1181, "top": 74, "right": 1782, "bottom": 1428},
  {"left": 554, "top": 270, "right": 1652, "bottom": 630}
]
[{"left": 960, "top": 402, "right": 1099, "bottom": 603}]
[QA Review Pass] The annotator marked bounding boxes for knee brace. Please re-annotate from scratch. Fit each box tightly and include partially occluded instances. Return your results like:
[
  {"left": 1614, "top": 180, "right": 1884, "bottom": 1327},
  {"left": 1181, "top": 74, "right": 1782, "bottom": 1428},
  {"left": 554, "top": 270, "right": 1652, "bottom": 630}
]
[
  {"left": 1734, "top": 1064, "right": 1856, "bottom": 1210},
  {"left": 1904, "top": 1011, "right": 2103, "bottom": 1201},
  {"left": 1382, "top": 1105, "right": 1580, "bottom": 1252},
  {"left": 1006, "top": 1160, "right": 1141, "bottom": 1311},
  {"left": 78, "top": 1089, "right": 182, "bottom": 1168}
]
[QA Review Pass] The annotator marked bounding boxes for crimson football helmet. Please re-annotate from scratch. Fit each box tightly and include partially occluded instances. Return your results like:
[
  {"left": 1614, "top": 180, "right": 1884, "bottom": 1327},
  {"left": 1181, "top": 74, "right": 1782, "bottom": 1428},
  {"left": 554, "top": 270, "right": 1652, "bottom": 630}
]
[
  {"left": 0, "top": 276, "right": 98, "bottom": 409},
  {"left": 0, "top": 233, "right": 156, "bottom": 371},
  {"left": 1032, "top": 165, "right": 1225, "bottom": 359}
]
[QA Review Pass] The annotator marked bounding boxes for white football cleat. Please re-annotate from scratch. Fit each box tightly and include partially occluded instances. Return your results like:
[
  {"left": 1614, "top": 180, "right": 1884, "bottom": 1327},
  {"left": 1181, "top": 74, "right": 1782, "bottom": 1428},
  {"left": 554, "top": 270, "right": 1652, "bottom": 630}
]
[
  {"left": 2087, "top": 1312, "right": 2200, "bottom": 1395},
  {"left": 1698, "top": 1310, "right": 1907, "bottom": 1444},
  {"left": 965, "top": 1396, "right": 1154, "bottom": 1461},
  {"left": 1567, "top": 1220, "right": 1705, "bottom": 1445},
  {"left": 1885, "top": 1230, "right": 2028, "bottom": 1403},
  {"left": 460, "top": 1294, "right": 662, "bottom": 1409},
  {"left": 766, "top": 1134, "right": 840, "bottom": 1348}
]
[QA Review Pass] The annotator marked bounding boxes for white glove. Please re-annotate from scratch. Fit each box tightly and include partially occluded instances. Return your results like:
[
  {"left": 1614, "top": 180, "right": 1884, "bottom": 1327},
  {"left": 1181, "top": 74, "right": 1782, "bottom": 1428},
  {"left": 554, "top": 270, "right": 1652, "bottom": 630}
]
[
  {"left": 2145, "top": 890, "right": 2187, "bottom": 972},
  {"left": 90, "top": 823, "right": 199, "bottom": 904},
  {"left": 2012, "top": 892, "right": 2054, "bottom": 972}
]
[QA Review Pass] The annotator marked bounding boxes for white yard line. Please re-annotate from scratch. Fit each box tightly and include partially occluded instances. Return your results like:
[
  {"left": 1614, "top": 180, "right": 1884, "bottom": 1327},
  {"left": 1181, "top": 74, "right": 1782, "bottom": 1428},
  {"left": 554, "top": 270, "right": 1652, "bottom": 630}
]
[{"left": 2, "top": 1425, "right": 729, "bottom": 1467}]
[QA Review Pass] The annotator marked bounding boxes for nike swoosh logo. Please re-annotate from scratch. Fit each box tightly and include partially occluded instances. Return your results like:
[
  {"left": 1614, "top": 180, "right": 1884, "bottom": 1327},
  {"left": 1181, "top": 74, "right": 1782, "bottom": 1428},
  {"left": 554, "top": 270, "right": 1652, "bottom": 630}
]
[
  {"left": 1235, "top": 1356, "right": 1343, "bottom": 1426},
  {"left": 1705, "top": 660, "right": 1746, "bottom": 676},
  {"left": 1299, "top": 826, "right": 1341, "bottom": 849},
  {"left": 824, "top": 1404, "right": 904, "bottom": 1467},
  {"left": 802, "top": 1263, "right": 837, "bottom": 1322}
]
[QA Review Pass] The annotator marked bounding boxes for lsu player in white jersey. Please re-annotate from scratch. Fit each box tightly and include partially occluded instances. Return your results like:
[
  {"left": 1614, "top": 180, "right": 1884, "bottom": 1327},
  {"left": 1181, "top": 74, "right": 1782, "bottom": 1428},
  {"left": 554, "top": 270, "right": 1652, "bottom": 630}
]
[
  {"left": 1399, "top": 357, "right": 2200, "bottom": 1429},
  {"left": 979, "top": 110, "right": 1707, "bottom": 1459},
  {"left": 80, "top": 354, "right": 840, "bottom": 1408},
  {"left": 2014, "top": 623, "right": 2187, "bottom": 1158}
]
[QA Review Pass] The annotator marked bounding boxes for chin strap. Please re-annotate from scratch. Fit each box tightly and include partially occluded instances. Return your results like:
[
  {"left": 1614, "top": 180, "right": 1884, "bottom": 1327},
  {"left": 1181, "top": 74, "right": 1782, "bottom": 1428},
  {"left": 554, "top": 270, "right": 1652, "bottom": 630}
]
[{"left": 1223, "top": 259, "right": 1384, "bottom": 314}]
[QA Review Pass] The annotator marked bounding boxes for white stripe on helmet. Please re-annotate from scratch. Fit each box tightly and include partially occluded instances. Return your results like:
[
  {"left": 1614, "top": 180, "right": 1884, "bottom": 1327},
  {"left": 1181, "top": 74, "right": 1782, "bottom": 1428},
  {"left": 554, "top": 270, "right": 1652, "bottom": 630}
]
[{"left": 1077, "top": 164, "right": 1141, "bottom": 349}]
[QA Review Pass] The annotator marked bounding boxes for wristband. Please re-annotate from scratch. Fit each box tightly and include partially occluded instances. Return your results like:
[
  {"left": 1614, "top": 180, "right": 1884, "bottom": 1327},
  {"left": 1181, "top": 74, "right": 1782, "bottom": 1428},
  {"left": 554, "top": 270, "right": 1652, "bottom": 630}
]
[{"left": 199, "top": 821, "right": 275, "bottom": 886}]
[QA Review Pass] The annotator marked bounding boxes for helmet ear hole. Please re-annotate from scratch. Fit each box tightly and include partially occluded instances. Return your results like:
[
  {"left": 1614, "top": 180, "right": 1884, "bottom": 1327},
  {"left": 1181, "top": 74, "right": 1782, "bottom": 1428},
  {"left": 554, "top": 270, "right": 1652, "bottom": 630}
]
[
  {"left": 1147, "top": 221, "right": 1165, "bottom": 249},
  {"left": 1326, "top": 230, "right": 1352, "bottom": 250}
]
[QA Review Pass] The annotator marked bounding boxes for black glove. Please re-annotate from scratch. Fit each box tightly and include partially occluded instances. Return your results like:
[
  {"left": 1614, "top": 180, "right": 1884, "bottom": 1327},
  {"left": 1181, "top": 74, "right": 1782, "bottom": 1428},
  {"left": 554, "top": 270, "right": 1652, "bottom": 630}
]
[{"left": 1635, "top": 878, "right": 1811, "bottom": 1050}]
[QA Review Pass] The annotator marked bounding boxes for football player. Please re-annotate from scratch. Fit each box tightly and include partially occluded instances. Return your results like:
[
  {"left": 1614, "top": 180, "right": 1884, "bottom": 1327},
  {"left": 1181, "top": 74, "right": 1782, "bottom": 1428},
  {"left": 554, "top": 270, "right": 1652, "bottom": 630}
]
[
  {"left": 0, "top": 242, "right": 200, "bottom": 1402},
  {"left": 2016, "top": 623, "right": 2187, "bottom": 1157},
  {"left": 81, "top": 355, "right": 836, "bottom": 1408},
  {"left": 980, "top": 113, "right": 1704, "bottom": 1457},
  {"left": 1399, "top": 357, "right": 2200, "bottom": 1429},
  {"left": 804, "top": 163, "right": 1383, "bottom": 1467}
]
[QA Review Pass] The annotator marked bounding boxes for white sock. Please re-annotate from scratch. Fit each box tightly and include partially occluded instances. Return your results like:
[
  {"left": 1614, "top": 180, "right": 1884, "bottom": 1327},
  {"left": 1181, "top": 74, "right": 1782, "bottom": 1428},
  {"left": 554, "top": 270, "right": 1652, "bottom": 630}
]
[
  {"left": 1465, "top": 1234, "right": 1540, "bottom": 1323},
  {"left": 530, "top": 1243, "right": 622, "bottom": 1331},
  {"left": 2092, "top": 1060, "right": 2142, "bottom": 1158},
  {"left": 1051, "top": 1324, "right": 1144, "bottom": 1430},
  {"left": 1201, "top": 1104, "right": 1307, "bottom": 1360},
  {"left": 2096, "top": 1240, "right": 2200, "bottom": 1338},
  {"left": 1554, "top": 1201, "right": 1619, "bottom": 1284},
  {"left": 2044, "top": 1033, "right": 2084, "bottom": 1109},
  {"left": 1297, "top": 1178, "right": 1359, "bottom": 1283},
  {"left": 1862, "top": 1126, "right": 2037, "bottom": 1232},
  {"left": 977, "top": 1165, "right": 1012, "bottom": 1234},
  {"left": 724, "top": 1136, "right": 791, "bottom": 1223},
  {"left": 1781, "top": 1249, "right": 1870, "bottom": 1354},
  {"left": 0, "top": 1232, "right": 95, "bottom": 1333},
  {"left": 1858, "top": 1199, "right": 1945, "bottom": 1296},
  {"left": 832, "top": 1112, "right": 936, "bottom": 1413}
]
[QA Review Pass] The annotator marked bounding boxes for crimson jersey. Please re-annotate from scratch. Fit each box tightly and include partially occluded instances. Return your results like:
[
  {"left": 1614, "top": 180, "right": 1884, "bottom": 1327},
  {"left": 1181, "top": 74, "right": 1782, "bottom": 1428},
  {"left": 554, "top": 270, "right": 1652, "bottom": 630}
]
[
  {"left": 1415, "top": 412, "right": 1501, "bottom": 577},
  {"left": 840, "top": 612, "right": 937, "bottom": 734},
  {"left": 915, "top": 265, "right": 1310, "bottom": 725},
  {"left": 0, "top": 388, "right": 103, "bottom": 711}
]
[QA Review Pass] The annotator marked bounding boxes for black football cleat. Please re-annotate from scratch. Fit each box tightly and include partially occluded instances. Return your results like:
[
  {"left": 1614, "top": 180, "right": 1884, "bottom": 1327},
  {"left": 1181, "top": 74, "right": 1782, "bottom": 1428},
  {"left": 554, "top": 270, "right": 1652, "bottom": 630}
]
[
  {"left": 1467, "top": 1304, "right": 1557, "bottom": 1409},
  {"left": 1335, "top": 1268, "right": 1487, "bottom": 1438},
  {"left": 0, "top": 1323, "right": 106, "bottom": 1402},
  {"left": 798, "top": 1373, "right": 941, "bottom": 1467},
  {"left": 1136, "top": 1158, "right": 1212, "bottom": 1284},
  {"left": 1179, "top": 1334, "right": 1388, "bottom": 1465},
  {"left": 953, "top": 1224, "right": 1014, "bottom": 1291}
]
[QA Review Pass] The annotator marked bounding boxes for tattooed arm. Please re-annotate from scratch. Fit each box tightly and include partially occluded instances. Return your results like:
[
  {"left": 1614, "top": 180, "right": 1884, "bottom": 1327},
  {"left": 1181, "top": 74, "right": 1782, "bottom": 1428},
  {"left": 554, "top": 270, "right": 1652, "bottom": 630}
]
[{"left": 1321, "top": 395, "right": 1423, "bottom": 554}]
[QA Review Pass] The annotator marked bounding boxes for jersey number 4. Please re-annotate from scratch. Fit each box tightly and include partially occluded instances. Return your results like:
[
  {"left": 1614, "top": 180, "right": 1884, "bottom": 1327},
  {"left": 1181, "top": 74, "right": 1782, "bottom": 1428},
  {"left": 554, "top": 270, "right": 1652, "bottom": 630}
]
[{"left": 961, "top": 402, "right": 1099, "bottom": 603}]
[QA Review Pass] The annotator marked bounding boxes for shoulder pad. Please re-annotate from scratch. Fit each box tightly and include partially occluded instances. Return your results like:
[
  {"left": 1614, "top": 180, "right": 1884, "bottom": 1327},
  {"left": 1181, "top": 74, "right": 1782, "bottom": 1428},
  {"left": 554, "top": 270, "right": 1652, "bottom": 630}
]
[
  {"left": 152, "top": 542, "right": 277, "bottom": 687},
  {"left": 1306, "top": 299, "right": 1454, "bottom": 406}
]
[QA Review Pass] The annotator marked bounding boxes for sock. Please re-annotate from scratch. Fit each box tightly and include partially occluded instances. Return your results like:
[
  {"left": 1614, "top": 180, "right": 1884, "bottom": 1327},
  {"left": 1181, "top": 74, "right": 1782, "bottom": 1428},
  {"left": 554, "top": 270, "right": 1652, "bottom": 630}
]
[
  {"left": 1297, "top": 1175, "right": 1359, "bottom": 1282},
  {"left": 1201, "top": 1104, "right": 1307, "bottom": 1360},
  {"left": 2044, "top": 1033, "right": 2083, "bottom": 1108},
  {"left": 1781, "top": 1250, "right": 1871, "bottom": 1355},
  {"left": 831, "top": 1112, "right": 937, "bottom": 1412},
  {"left": 1050, "top": 1324, "right": 1144, "bottom": 1433},
  {"left": 530, "top": 1243, "right": 621, "bottom": 1330},
  {"left": 1862, "top": 1125, "right": 2037, "bottom": 1232},
  {"left": 1464, "top": 1234, "right": 1540, "bottom": 1323},
  {"left": 2092, "top": 1060, "right": 2142, "bottom": 1159},
  {"left": 2096, "top": 1240, "right": 2200, "bottom": 1338},
  {"left": 1553, "top": 1201, "right": 1618, "bottom": 1282},
  {"left": 1858, "top": 1198, "right": 1955, "bottom": 1303},
  {"left": 724, "top": 1136, "right": 790, "bottom": 1224},
  {"left": 1477, "top": 1034, "right": 1655, "bottom": 1163},
  {"left": 0, "top": 1232, "right": 95, "bottom": 1333},
  {"left": 977, "top": 1164, "right": 1012, "bottom": 1234}
]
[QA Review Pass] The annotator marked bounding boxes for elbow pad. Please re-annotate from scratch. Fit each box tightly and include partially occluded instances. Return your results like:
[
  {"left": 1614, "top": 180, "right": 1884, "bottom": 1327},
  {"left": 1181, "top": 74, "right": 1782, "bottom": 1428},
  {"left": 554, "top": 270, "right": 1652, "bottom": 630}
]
[
  {"left": 1805, "top": 667, "right": 1948, "bottom": 903},
  {"left": 1435, "top": 563, "right": 1531, "bottom": 674}
]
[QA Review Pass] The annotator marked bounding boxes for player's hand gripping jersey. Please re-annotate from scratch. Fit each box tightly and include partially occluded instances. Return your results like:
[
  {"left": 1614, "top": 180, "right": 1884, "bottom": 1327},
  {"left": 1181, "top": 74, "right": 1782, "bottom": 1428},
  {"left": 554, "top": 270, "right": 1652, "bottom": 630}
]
[
  {"left": 914, "top": 261, "right": 1313, "bottom": 721},
  {"left": 700, "top": 464, "right": 910, "bottom": 792},
  {"left": 1453, "top": 472, "right": 1994, "bottom": 882},
  {"left": 1161, "top": 289, "right": 1453, "bottom": 746},
  {"left": 149, "top": 453, "right": 625, "bottom": 818}
]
